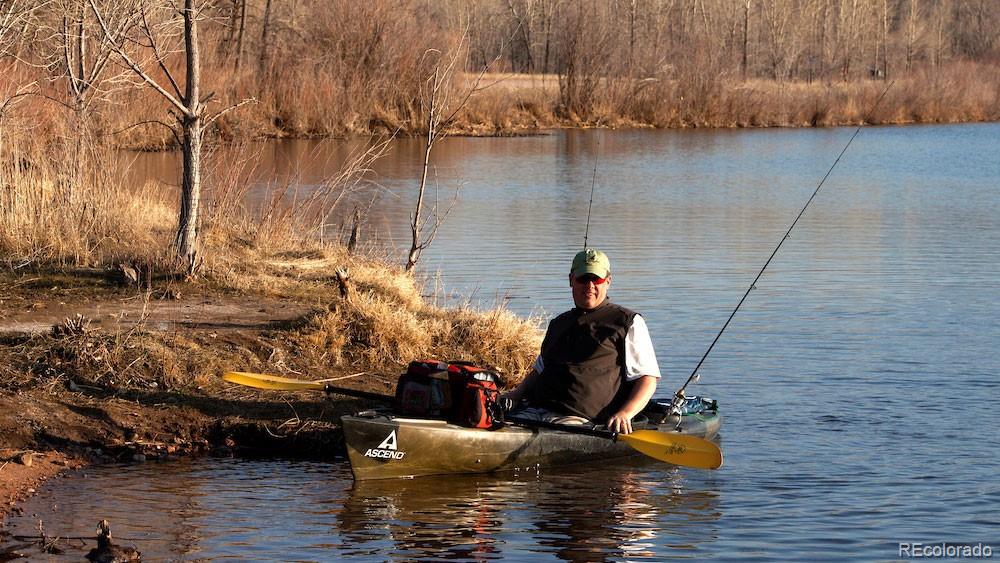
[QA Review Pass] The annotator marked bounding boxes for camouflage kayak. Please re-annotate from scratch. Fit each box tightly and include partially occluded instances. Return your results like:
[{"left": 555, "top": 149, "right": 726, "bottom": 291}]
[{"left": 342, "top": 401, "right": 721, "bottom": 480}]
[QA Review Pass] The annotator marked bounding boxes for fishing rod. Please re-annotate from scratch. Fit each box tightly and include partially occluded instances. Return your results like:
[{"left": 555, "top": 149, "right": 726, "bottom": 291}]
[
  {"left": 583, "top": 143, "right": 600, "bottom": 249},
  {"left": 672, "top": 81, "right": 895, "bottom": 409}
]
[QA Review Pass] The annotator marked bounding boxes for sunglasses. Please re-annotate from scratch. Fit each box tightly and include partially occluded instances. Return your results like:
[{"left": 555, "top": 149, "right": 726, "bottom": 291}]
[{"left": 573, "top": 274, "right": 607, "bottom": 285}]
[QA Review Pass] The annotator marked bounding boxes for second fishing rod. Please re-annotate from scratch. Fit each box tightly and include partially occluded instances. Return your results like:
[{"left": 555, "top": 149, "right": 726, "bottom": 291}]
[
  {"left": 669, "top": 81, "right": 895, "bottom": 415},
  {"left": 578, "top": 84, "right": 893, "bottom": 415}
]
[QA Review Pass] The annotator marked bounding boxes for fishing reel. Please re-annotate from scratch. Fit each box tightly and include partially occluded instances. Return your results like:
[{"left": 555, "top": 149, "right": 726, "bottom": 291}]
[{"left": 668, "top": 373, "right": 700, "bottom": 429}]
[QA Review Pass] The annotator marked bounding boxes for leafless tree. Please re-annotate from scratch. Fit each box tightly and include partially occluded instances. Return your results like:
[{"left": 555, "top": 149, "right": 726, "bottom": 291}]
[
  {"left": 37, "top": 0, "right": 137, "bottom": 198},
  {"left": 258, "top": 0, "right": 272, "bottom": 71},
  {"left": 405, "top": 33, "right": 505, "bottom": 272},
  {"left": 0, "top": 0, "right": 44, "bottom": 150},
  {"left": 903, "top": 0, "right": 925, "bottom": 73},
  {"left": 742, "top": 0, "right": 752, "bottom": 80},
  {"left": 90, "top": 0, "right": 252, "bottom": 274},
  {"left": 505, "top": 0, "right": 533, "bottom": 72},
  {"left": 0, "top": 0, "right": 42, "bottom": 60},
  {"left": 405, "top": 45, "right": 461, "bottom": 273}
]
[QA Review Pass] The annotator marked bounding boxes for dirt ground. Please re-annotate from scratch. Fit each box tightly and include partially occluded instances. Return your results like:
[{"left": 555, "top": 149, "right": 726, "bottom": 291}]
[
  {"left": 0, "top": 269, "right": 394, "bottom": 525},
  {"left": 0, "top": 269, "right": 315, "bottom": 335}
]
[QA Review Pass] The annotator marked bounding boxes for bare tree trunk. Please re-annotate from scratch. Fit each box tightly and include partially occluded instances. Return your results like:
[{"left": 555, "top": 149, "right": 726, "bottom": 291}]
[
  {"left": 260, "top": 0, "right": 273, "bottom": 71},
  {"left": 235, "top": 0, "right": 246, "bottom": 71},
  {"left": 906, "top": 0, "right": 915, "bottom": 73},
  {"left": 224, "top": 0, "right": 239, "bottom": 56},
  {"left": 347, "top": 207, "right": 361, "bottom": 255},
  {"left": 819, "top": 0, "right": 827, "bottom": 79},
  {"left": 406, "top": 96, "right": 435, "bottom": 272},
  {"left": 843, "top": 0, "right": 859, "bottom": 80},
  {"left": 178, "top": 114, "right": 202, "bottom": 271},
  {"left": 881, "top": 0, "right": 889, "bottom": 79},
  {"left": 177, "top": 0, "right": 202, "bottom": 273},
  {"left": 542, "top": 1, "right": 553, "bottom": 74},
  {"left": 71, "top": 5, "right": 87, "bottom": 203},
  {"left": 628, "top": 0, "right": 636, "bottom": 71},
  {"left": 74, "top": 6, "right": 85, "bottom": 86},
  {"left": 742, "top": 0, "right": 751, "bottom": 80}
]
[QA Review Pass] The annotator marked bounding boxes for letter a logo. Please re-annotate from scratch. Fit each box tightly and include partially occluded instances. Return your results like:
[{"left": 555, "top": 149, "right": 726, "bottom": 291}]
[{"left": 377, "top": 430, "right": 398, "bottom": 451}]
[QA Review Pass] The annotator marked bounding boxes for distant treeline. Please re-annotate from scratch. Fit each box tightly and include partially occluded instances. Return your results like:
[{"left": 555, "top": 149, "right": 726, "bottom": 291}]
[
  {"left": 1, "top": 0, "right": 999, "bottom": 147},
  {"left": 470, "top": 0, "right": 999, "bottom": 81},
  {"left": 1, "top": 0, "right": 999, "bottom": 271}
]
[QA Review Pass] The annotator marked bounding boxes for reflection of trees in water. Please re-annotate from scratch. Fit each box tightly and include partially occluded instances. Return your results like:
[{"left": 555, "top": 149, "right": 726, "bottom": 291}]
[{"left": 338, "top": 460, "right": 721, "bottom": 561}]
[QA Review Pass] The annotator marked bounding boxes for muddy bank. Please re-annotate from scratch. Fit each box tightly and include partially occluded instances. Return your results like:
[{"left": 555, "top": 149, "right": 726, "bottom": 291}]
[
  {"left": 0, "top": 273, "right": 388, "bottom": 523},
  {"left": 0, "top": 370, "right": 380, "bottom": 524},
  {"left": 0, "top": 269, "right": 314, "bottom": 335},
  {"left": 0, "top": 259, "right": 540, "bottom": 525},
  {"left": 0, "top": 449, "right": 78, "bottom": 521}
]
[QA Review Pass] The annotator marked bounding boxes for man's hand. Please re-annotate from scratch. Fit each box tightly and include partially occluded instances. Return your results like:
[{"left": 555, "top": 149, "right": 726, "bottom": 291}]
[
  {"left": 607, "top": 375, "right": 658, "bottom": 435},
  {"left": 607, "top": 411, "right": 634, "bottom": 435}
]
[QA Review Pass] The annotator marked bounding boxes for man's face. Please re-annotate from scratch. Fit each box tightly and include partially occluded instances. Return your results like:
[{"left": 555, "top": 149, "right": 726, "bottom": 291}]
[{"left": 570, "top": 273, "right": 611, "bottom": 310}]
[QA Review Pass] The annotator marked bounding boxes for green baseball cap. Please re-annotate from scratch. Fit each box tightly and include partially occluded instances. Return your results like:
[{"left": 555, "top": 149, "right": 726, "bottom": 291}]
[{"left": 571, "top": 248, "right": 611, "bottom": 278}]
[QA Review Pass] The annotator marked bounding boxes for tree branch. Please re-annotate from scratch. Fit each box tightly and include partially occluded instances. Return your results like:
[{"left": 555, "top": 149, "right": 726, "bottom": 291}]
[
  {"left": 204, "top": 97, "right": 256, "bottom": 126},
  {"left": 61, "top": 15, "right": 83, "bottom": 98},
  {"left": 88, "top": 0, "right": 190, "bottom": 117},
  {"left": 105, "top": 118, "right": 181, "bottom": 146},
  {"left": 140, "top": 3, "right": 183, "bottom": 101}
]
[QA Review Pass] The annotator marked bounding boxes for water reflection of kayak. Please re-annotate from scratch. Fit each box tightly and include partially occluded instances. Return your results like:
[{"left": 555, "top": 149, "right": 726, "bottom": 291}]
[{"left": 342, "top": 401, "right": 721, "bottom": 480}]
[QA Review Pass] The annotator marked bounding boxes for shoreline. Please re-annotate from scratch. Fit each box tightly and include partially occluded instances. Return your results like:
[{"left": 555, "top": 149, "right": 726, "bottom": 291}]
[
  {"left": 0, "top": 254, "right": 541, "bottom": 527},
  {"left": 120, "top": 110, "right": 1000, "bottom": 153},
  {"left": 0, "top": 450, "right": 79, "bottom": 522},
  {"left": 0, "top": 377, "right": 361, "bottom": 526}
]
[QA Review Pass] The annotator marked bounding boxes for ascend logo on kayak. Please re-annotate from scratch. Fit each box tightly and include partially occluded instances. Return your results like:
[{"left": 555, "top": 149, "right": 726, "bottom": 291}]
[{"left": 364, "top": 430, "right": 405, "bottom": 460}]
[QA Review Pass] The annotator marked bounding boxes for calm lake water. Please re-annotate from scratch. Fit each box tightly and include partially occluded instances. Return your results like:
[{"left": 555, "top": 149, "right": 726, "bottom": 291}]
[{"left": 5, "top": 124, "right": 1000, "bottom": 560}]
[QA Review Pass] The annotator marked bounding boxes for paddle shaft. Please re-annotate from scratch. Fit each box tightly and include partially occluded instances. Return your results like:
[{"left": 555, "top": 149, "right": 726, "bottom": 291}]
[
  {"left": 325, "top": 385, "right": 392, "bottom": 403},
  {"left": 223, "top": 370, "right": 393, "bottom": 401},
  {"left": 506, "top": 415, "right": 617, "bottom": 440}
]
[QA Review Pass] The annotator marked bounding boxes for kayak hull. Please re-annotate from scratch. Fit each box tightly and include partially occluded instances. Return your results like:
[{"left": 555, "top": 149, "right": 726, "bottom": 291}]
[{"left": 342, "top": 410, "right": 721, "bottom": 480}]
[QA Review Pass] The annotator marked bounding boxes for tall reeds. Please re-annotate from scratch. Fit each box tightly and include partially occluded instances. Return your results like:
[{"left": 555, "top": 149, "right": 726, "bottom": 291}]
[{"left": 0, "top": 130, "right": 175, "bottom": 268}]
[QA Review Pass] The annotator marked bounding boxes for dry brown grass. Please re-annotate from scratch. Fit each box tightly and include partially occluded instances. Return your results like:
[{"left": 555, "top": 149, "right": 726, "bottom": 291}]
[
  {"left": 2, "top": 174, "right": 542, "bottom": 392},
  {"left": 293, "top": 283, "right": 541, "bottom": 385},
  {"left": 0, "top": 133, "right": 176, "bottom": 268},
  {"left": 199, "top": 233, "right": 541, "bottom": 385}
]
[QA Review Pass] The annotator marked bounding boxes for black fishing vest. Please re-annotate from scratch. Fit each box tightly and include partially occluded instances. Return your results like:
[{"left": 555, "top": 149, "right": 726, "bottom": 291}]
[{"left": 530, "top": 300, "right": 637, "bottom": 423}]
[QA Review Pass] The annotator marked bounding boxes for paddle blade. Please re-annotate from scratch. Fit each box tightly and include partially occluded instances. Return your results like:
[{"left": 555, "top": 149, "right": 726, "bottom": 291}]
[
  {"left": 619, "top": 430, "right": 723, "bottom": 470},
  {"left": 222, "top": 371, "right": 326, "bottom": 392}
]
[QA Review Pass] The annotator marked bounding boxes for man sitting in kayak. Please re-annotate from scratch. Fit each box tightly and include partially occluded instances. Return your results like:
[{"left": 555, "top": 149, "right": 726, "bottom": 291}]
[{"left": 502, "top": 248, "right": 660, "bottom": 435}]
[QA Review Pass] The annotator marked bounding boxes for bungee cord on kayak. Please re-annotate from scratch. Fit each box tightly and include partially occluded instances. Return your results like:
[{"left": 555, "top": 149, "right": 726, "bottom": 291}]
[{"left": 669, "top": 80, "right": 897, "bottom": 416}]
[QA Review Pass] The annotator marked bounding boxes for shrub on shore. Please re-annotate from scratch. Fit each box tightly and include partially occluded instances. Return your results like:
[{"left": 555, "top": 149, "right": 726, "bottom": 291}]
[{"left": 0, "top": 134, "right": 176, "bottom": 268}]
